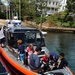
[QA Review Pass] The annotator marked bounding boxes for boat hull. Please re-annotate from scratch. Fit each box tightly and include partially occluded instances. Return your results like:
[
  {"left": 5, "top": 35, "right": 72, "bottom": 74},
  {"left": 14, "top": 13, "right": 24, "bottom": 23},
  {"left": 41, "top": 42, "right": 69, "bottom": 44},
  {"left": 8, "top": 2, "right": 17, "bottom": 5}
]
[
  {"left": 0, "top": 47, "right": 74, "bottom": 75},
  {"left": 0, "top": 47, "right": 37, "bottom": 75}
]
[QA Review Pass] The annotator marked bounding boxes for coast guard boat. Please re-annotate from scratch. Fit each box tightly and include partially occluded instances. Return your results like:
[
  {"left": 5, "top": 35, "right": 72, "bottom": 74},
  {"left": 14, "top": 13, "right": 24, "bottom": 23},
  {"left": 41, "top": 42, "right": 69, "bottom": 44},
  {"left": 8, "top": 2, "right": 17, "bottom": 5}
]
[{"left": 0, "top": 25, "right": 74, "bottom": 75}]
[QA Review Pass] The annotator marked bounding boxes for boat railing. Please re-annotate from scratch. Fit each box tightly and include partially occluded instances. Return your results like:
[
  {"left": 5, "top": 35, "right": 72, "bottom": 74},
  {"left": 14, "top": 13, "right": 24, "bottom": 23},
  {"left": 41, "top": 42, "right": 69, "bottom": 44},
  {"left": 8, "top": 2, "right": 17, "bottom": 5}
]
[
  {"left": 0, "top": 47, "right": 37, "bottom": 75},
  {"left": 0, "top": 60, "right": 10, "bottom": 75},
  {"left": 0, "top": 47, "right": 74, "bottom": 75}
]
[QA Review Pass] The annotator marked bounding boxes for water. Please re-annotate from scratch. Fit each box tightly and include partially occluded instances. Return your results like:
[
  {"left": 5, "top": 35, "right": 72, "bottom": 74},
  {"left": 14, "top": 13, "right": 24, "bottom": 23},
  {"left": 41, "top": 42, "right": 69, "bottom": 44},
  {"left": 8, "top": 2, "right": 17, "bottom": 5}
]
[{"left": 44, "top": 32, "right": 75, "bottom": 74}]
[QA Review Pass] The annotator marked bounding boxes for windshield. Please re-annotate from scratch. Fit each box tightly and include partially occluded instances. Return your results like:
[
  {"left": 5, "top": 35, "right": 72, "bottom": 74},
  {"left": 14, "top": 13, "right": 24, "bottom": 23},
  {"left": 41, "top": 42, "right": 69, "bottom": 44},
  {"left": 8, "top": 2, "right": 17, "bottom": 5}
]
[{"left": 13, "top": 31, "right": 45, "bottom": 47}]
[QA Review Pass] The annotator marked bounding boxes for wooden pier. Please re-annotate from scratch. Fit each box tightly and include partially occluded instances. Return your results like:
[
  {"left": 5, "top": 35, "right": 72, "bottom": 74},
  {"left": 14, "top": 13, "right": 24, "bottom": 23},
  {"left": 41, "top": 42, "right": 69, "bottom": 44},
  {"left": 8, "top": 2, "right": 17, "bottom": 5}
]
[{"left": 42, "top": 26, "right": 75, "bottom": 33}]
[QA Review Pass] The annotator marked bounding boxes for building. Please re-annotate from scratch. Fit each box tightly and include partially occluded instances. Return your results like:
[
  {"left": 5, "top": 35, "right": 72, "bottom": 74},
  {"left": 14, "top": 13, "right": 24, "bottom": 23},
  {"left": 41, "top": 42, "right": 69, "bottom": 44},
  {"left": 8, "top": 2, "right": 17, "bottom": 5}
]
[
  {"left": 46, "top": 0, "right": 67, "bottom": 15},
  {"left": 28, "top": 0, "right": 67, "bottom": 15},
  {"left": 58, "top": 0, "right": 67, "bottom": 12}
]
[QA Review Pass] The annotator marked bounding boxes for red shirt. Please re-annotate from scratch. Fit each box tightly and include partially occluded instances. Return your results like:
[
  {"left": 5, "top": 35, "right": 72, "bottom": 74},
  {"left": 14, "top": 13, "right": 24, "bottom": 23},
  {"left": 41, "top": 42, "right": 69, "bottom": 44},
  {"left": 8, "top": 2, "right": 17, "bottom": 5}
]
[
  {"left": 42, "top": 56, "right": 49, "bottom": 63},
  {"left": 26, "top": 47, "right": 34, "bottom": 59}
]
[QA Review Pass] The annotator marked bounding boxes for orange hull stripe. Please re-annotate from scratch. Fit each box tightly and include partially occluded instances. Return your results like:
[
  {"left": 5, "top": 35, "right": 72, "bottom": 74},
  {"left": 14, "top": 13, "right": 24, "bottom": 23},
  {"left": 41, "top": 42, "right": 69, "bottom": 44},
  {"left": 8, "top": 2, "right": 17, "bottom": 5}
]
[{"left": 0, "top": 47, "right": 37, "bottom": 75}]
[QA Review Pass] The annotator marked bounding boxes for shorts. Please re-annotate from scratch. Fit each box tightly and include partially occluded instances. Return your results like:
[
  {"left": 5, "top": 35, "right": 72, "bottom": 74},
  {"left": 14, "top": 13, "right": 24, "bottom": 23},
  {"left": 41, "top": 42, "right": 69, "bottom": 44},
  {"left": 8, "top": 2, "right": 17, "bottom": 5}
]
[
  {"left": 0, "top": 37, "right": 5, "bottom": 44},
  {"left": 20, "top": 54, "right": 24, "bottom": 61},
  {"left": 30, "top": 67, "right": 41, "bottom": 73}
]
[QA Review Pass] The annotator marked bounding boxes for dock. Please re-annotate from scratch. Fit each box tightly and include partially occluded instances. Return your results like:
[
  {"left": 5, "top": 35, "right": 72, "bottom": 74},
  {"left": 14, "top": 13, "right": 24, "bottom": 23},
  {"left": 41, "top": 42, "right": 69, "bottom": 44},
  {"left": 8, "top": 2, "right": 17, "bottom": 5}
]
[{"left": 42, "top": 26, "right": 75, "bottom": 33}]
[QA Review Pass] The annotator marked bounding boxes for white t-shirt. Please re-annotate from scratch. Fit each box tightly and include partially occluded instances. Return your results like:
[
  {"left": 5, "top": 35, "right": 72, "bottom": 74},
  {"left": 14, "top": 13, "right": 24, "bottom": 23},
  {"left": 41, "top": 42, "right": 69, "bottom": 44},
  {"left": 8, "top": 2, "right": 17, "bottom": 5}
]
[{"left": 0, "top": 28, "right": 5, "bottom": 39}]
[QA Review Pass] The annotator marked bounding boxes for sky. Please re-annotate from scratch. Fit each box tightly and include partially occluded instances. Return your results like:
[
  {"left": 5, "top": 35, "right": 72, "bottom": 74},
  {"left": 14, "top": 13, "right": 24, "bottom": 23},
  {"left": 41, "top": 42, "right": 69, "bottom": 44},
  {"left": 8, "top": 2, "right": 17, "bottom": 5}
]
[{"left": 1, "top": 0, "right": 9, "bottom": 6}]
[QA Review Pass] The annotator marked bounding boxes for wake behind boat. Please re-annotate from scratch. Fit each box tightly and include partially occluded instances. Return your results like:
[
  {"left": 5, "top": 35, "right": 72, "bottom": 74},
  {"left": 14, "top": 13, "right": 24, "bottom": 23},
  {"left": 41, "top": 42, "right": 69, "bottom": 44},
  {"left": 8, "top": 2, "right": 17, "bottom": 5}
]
[{"left": 0, "top": 25, "right": 74, "bottom": 75}]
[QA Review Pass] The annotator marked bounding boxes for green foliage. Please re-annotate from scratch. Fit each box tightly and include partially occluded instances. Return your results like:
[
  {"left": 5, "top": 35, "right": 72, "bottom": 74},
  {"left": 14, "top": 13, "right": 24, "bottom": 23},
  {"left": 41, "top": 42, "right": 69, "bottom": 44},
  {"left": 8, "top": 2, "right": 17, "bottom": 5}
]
[
  {"left": 1, "top": 0, "right": 75, "bottom": 28},
  {"left": 66, "top": 0, "right": 75, "bottom": 12},
  {"left": 0, "top": 12, "right": 6, "bottom": 19},
  {"left": 66, "top": 16, "right": 73, "bottom": 21},
  {"left": 35, "top": 17, "right": 41, "bottom": 24},
  {"left": 56, "top": 21, "right": 62, "bottom": 26},
  {"left": 21, "top": 0, "right": 37, "bottom": 20},
  {"left": 61, "top": 21, "right": 75, "bottom": 27},
  {"left": 72, "top": 22, "right": 75, "bottom": 27},
  {"left": 45, "top": 10, "right": 75, "bottom": 28},
  {"left": 4, "top": 0, "right": 36, "bottom": 20},
  {"left": 61, "top": 21, "right": 71, "bottom": 27},
  {"left": 34, "top": 15, "right": 46, "bottom": 24}
]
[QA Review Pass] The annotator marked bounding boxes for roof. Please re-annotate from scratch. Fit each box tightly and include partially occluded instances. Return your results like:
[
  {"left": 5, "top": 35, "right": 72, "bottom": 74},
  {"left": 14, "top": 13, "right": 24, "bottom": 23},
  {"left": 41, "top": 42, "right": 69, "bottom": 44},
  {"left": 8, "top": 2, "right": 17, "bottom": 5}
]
[{"left": 8, "top": 26, "right": 39, "bottom": 33}]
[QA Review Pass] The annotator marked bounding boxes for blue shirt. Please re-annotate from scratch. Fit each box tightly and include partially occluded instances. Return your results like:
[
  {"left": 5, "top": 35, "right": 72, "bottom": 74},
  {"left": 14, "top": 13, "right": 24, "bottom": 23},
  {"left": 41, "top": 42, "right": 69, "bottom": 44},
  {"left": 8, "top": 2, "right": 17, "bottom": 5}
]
[
  {"left": 18, "top": 44, "right": 25, "bottom": 54},
  {"left": 30, "top": 53, "right": 40, "bottom": 70}
]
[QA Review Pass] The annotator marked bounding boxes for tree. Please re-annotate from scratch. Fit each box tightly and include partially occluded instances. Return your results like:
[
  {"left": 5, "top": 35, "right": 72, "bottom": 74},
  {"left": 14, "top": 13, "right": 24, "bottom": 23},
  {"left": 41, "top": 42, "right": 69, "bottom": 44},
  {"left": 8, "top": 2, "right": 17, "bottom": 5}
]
[
  {"left": 66, "top": 0, "right": 75, "bottom": 13},
  {"left": 1, "top": 0, "right": 47, "bottom": 21},
  {"left": 21, "top": 0, "right": 36, "bottom": 20},
  {"left": 62, "top": 0, "right": 75, "bottom": 22},
  {"left": 9, "top": 0, "right": 36, "bottom": 20},
  {"left": 0, "top": 1, "right": 6, "bottom": 19}
]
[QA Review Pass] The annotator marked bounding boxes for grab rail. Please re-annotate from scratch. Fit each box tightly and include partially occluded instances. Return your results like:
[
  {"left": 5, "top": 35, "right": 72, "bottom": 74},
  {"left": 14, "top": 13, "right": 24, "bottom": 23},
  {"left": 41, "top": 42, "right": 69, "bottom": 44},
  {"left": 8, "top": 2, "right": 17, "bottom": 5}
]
[{"left": 0, "top": 47, "right": 37, "bottom": 75}]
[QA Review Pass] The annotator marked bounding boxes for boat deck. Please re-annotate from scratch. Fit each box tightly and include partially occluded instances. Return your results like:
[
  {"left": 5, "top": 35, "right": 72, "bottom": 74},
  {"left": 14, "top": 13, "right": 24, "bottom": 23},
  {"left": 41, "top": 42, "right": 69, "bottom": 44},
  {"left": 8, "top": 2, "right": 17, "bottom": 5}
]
[
  {"left": 3, "top": 47, "right": 29, "bottom": 69},
  {"left": 2, "top": 47, "right": 73, "bottom": 75}
]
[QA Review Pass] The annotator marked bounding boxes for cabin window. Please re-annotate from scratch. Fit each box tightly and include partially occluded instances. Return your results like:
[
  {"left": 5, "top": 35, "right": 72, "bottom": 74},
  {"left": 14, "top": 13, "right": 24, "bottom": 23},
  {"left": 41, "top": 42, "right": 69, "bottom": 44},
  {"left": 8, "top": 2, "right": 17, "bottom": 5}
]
[
  {"left": 36, "top": 32, "right": 41, "bottom": 38},
  {"left": 36, "top": 32, "right": 43, "bottom": 46},
  {"left": 14, "top": 33, "right": 25, "bottom": 44},
  {"left": 25, "top": 31, "right": 35, "bottom": 43},
  {"left": 8, "top": 33, "right": 17, "bottom": 48},
  {"left": 9, "top": 30, "right": 45, "bottom": 47}
]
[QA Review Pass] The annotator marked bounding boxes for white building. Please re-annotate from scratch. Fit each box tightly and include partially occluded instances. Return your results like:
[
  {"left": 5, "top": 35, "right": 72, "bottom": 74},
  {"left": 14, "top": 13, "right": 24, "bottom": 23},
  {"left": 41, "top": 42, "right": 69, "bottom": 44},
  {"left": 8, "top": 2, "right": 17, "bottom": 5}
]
[
  {"left": 58, "top": 0, "right": 67, "bottom": 12},
  {"left": 46, "top": 0, "right": 67, "bottom": 15},
  {"left": 29, "top": 0, "right": 67, "bottom": 15}
]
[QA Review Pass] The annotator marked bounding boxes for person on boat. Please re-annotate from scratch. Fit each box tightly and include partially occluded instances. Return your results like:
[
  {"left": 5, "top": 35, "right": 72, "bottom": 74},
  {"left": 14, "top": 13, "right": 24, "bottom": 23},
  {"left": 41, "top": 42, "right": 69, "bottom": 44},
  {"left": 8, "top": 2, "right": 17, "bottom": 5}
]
[
  {"left": 41, "top": 52, "right": 50, "bottom": 64},
  {"left": 49, "top": 51, "right": 58, "bottom": 62},
  {"left": 41, "top": 52, "right": 50, "bottom": 72},
  {"left": 29, "top": 46, "right": 42, "bottom": 72},
  {"left": 25, "top": 43, "right": 34, "bottom": 64},
  {"left": 8, "top": 33, "right": 16, "bottom": 48},
  {"left": 0, "top": 26, "right": 5, "bottom": 47},
  {"left": 48, "top": 51, "right": 58, "bottom": 70},
  {"left": 17, "top": 39, "right": 25, "bottom": 64},
  {"left": 58, "top": 52, "right": 68, "bottom": 69}
]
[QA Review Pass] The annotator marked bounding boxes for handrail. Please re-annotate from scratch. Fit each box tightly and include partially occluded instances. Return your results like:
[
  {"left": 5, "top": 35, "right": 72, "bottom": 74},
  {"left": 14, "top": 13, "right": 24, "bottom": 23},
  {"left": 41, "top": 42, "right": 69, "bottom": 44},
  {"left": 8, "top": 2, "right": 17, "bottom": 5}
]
[
  {"left": 66, "top": 67, "right": 74, "bottom": 75},
  {"left": 0, "top": 47, "right": 74, "bottom": 75},
  {"left": 0, "top": 47, "right": 37, "bottom": 75}
]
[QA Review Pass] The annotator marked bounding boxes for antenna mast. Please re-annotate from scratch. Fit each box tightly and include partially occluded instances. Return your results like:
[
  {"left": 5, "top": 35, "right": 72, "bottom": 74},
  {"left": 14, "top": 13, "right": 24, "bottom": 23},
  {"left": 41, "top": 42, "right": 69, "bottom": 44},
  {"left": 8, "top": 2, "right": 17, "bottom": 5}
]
[{"left": 19, "top": 0, "right": 21, "bottom": 20}]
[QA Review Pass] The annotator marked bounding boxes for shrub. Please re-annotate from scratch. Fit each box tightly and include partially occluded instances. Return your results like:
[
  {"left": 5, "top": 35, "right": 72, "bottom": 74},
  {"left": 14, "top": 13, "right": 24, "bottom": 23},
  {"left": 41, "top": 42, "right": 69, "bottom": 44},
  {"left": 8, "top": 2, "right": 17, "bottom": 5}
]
[
  {"left": 35, "top": 17, "right": 41, "bottom": 24},
  {"left": 0, "top": 12, "right": 6, "bottom": 19}
]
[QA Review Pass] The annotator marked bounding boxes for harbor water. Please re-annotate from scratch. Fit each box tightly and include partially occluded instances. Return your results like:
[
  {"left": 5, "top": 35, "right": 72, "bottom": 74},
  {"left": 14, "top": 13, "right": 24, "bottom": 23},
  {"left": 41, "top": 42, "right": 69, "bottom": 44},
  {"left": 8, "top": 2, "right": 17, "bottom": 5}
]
[{"left": 45, "top": 32, "right": 75, "bottom": 74}]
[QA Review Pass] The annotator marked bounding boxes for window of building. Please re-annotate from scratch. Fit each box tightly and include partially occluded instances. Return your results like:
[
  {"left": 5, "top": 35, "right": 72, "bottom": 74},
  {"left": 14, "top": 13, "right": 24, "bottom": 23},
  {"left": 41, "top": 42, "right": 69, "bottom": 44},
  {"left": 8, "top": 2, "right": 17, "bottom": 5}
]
[
  {"left": 55, "top": 8, "right": 58, "bottom": 11},
  {"left": 56, "top": 2, "right": 58, "bottom": 5},
  {"left": 53, "top": 2, "right": 55, "bottom": 5},
  {"left": 49, "top": 1, "right": 51, "bottom": 4},
  {"left": 51, "top": 7, "right": 54, "bottom": 11},
  {"left": 47, "top": 7, "right": 50, "bottom": 10}
]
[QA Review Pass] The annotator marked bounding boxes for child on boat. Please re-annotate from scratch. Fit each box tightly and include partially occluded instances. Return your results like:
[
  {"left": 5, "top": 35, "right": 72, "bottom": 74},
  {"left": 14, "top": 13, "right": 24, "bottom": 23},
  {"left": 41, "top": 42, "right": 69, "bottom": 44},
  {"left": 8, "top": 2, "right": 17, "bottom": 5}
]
[
  {"left": 58, "top": 52, "right": 68, "bottom": 69},
  {"left": 41, "top": 52, "right": 50, "bottom": 72},
  {"left": 41, "top": 52, "right": 50, "bottom": 64},
  {"left": 25, "top": 43, "right": 34, "bottom": 64},
  {"left": 49, "top": 51, "right": 58, "bottom": 62},
  {"left": 17, "top": 39, "right": 25, "bottom": 64}
]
